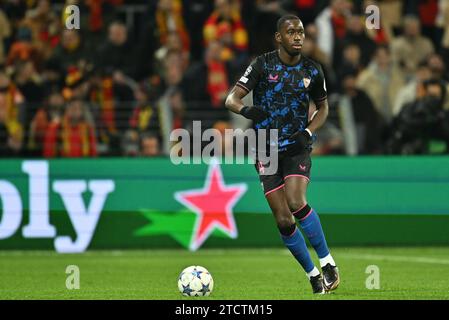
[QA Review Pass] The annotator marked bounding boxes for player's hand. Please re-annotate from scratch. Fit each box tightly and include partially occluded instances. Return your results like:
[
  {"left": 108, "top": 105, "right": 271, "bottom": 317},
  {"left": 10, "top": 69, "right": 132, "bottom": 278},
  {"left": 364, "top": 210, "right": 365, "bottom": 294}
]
[
  {"left": 290, "top": 129, "right": 313, "bottom": 151},
  {"left": 240, "top": 106, "right": 269, "bottom": 123}
]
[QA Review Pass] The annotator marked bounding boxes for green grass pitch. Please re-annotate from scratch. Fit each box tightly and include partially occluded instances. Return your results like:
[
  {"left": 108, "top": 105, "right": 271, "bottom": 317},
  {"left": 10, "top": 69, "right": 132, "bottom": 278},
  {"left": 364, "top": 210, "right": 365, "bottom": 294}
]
[{"left": 1, "top": 247, "right": 449, "bottom": 300}]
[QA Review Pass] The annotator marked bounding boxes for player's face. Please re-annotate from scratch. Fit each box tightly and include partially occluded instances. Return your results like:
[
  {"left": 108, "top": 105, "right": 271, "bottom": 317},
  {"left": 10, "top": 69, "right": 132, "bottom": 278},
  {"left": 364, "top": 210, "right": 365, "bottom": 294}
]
[{"left": 277, "top": 20, "right": 305, "bottom": 57}]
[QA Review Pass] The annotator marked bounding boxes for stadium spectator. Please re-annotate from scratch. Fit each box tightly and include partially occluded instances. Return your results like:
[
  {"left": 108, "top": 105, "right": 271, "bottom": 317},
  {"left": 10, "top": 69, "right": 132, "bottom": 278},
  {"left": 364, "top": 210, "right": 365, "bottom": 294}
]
[
  {"left": 47, "top": 29, "right": 92, "bottom": 76},
  {"left": 331, "top": 68, "right": 384, "bottom": 155},
  {"left": 376, "top": 0, "right": 403, "bottom": 42},
  {"left": 154, "top": 31, "right": 190, "bottom": 73},
  {"left": 0, "top": 118, "right": 10, "bottom": 156},
  {"left": 282, "top": 0, "right": 328, "bottom": 26},
  {"left": 361, "top": 0, "right": 390, "bottom": 45},
  {"left": 203, "top": 0, "right": 249, "bottom": 68},
  {"left": 302, "top": 23, "right": 330, "bottom": 67},
  {"left": 140, "top": 132, "right": 161, "bottom": 157},
  {"left": 82, "top": 0, "right": 123, "bottom": 34},
  {"left": 6, "top": 24, "right": 41, "bottom": 68},
  {"left": 24, "top": 0, "right": 60, "bottom": 61},
  {"left": 311, "top": 122, "right": 344, "bottom": 155},
  {"left": 96, "top": 21, "right": 135, "bottom": 79},
  {"left": 0, "top": 97, "right": 21, "bottom": 157},
  {"left": 391, "top": 15, "right": 435, "bottom": 79},
  {"left": 121, "top": 129, "right": 140, "bottom": 157},
  {"left": 44, "top": 98, "right": 97, "bottom": 158},
  {"left": 0, "top": 0, "right": 28, "bottom": 27},
  {"left": 387, "top": 78, "right": 449, "bottom": 154},
  {"left": 161, "top": 49, "right": 185, "bottom": 88},
  {"left": 437, "top": 0, "right": 449, "bottom": 66},
  {"left": 181, "top": 40, "right": 232, "bottom": 129},
  {"left": 63, "top": 65, "right": 91, "bottom": 101},
  {"left": 88, "top": 70, "right": 134, "bottom": 156},
  {"left": 151, "top": 47, "right": 187, "bottom": 150},
  {"left": 1, "top": 1, "right": 449, "bottom": 158},
  {"left": 245, "top": 0, "right": 283, "bottom": 55},
  {"left": 0, "top": 70, "right": 24, "bottom": 154},
  {"left": 129, "top": 84, "right": 162, "bottom": 140},
  {"left": 135, "top": 1, "right": 160, "bottom": 80},
  {"left": 314, "top": 0, "right": 352, "bottom": 66},
  {"left": 13, "top": 60, "right": 44, "bottom": 137},
  {"left": 302, "top": 23, "right": 336, "bottom": 92},
  {"left": 0, "top": 9, "right": 12, "bottom": 66},
  {"left": 154, "top": 0, "right": 190, "bottom": 52},
  {"left": 157, "top": 87, "right": 186, "bottom": 155},
  {"left": 181, "top": 0, "right": 214, "bottom": 62},
  {"left": 356, "top": 45, "right": 405, "bottom": 124},
  {"left": 393, "top": 61, "right": 432, "bottom": 117},
  {"left": 250, "top": 0, "right": 286, "bottom": 18},
  {"left": 28, "top": 91, "right": 64, "bottom": 156},
  {"left": 203, "top": 41, "right": 231, "bottom": 109},
  {"left": 417, "top": 0, "right": 440, "bottom": 46},
  {"left": 342, "top": 14, "right": 377, "bottom": 67},
  {"left": 427, "top": 53, "right": 448, "bottom": 81},
  {"left": 425, "top": 53, "right": 449, "bottom": 109},
  {"left": 309, "top": 101, "right": 344, "bottom": 155},
  {"left": 336, "top": 43, "right": 363, "bottom": 89},
  {"left": 167, "top": 88, "right": 186, "bottom": 131}
]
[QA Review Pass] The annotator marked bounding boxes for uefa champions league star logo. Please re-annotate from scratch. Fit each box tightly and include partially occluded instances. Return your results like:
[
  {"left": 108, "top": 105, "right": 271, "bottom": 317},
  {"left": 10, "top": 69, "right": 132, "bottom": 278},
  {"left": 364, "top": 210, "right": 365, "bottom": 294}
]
[
  {"left": 175, "top": 159, "right": 247, "bottom": 250},
  {"left": 134, "top": 159, "right": 247, "bottom": 251}
]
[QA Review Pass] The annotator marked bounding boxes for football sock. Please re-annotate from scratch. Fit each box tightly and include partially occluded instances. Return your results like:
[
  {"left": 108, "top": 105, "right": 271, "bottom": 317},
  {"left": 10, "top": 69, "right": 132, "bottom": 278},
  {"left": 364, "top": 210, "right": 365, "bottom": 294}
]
[
  {"left": 295, "top": 205, "right": 330, "bottom": 259},
  {"left": 279, "top": 223, "right": 315, "bottom": 273},
  {"left": 306, "top": 267, "right": 320, "bottom": 279},
  {"left": 319, "top": 254, "right": 336, "bottom": 267}
]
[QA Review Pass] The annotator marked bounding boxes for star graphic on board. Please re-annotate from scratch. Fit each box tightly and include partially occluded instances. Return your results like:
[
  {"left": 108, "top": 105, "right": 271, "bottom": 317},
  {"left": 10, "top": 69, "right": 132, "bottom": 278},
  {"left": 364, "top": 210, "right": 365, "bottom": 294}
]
[
  {"left": 134, "top": 209, "right": 197, "bottom": 249},
  {"left": 175, "top": 159, "right": 247, "bottom": 251},
  {"left": 134, "top": 209, "right": 233, "bottom": 249}
]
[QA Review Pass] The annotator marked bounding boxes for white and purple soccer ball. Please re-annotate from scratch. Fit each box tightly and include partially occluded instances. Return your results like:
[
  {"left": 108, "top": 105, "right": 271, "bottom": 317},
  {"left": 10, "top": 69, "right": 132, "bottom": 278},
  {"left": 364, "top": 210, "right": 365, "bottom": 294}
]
[{"left": 178, "top": 266, "right": 214, "bottom": 297}]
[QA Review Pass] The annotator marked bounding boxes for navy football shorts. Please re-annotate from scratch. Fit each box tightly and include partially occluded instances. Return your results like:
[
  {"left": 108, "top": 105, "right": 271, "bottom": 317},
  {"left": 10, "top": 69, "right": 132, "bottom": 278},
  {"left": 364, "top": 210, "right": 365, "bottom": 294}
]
[{"left": 255, "top": 152, "right": 312, "bottom": 196}]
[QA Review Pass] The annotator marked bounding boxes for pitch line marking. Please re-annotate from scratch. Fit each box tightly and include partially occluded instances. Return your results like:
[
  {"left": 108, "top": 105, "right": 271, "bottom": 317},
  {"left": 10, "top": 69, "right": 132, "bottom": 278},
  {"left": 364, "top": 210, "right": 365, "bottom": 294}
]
[{"left": 338, "top": 253, "right": 449, "bottom": 266}]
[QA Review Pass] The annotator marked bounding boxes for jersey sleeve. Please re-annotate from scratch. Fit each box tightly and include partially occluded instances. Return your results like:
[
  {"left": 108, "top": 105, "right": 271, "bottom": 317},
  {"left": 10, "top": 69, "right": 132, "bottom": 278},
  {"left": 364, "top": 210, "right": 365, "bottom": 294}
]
[
  {"left": 235, "top": 56, "right": 264, "bottom": 93},
  {"left": 310, "top": 64, "right": 328, "bottom": 105}
]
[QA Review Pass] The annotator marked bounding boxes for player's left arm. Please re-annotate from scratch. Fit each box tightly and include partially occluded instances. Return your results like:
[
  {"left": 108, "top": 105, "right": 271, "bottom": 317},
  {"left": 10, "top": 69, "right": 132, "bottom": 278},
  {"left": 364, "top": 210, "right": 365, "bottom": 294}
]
[
  {"left": 307, "top": 64, "right": 329, "bottom": 135},
  {"left": 307, "top": 99, "right": 329, "bottom": 134}
]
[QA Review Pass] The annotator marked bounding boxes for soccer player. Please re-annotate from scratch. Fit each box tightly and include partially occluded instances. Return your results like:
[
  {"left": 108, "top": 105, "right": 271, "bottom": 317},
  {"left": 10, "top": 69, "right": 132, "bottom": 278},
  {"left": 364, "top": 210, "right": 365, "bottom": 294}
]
[{"left": 225, "top": 15, "right": 339, "bottom": 294}]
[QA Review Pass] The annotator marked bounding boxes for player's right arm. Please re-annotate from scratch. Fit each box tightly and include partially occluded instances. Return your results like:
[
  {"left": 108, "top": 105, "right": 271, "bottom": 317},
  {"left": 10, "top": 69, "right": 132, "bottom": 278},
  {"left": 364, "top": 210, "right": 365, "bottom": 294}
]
[
  {"left": 225, "top": 85, "right": 248, "bottom": 115},
  {"left": 225, "top": 57, "right": 269, "bottom": 123}
]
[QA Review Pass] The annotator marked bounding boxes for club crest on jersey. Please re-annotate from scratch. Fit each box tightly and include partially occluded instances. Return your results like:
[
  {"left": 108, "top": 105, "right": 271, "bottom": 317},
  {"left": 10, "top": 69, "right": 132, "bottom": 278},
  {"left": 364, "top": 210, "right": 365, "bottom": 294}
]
[
  {"left": 303, "top": 78, "right": 311, "bottom": 88},
  {"left": 268, "top": 74, "right": 279, "bottom": 82}
]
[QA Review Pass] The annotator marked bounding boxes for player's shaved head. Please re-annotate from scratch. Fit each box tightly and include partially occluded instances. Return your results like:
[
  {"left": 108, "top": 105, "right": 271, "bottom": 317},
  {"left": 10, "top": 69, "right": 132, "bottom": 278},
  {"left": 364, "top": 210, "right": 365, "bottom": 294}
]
[{"left": 276, "top": 14, "right": 301, "bottom": 32}]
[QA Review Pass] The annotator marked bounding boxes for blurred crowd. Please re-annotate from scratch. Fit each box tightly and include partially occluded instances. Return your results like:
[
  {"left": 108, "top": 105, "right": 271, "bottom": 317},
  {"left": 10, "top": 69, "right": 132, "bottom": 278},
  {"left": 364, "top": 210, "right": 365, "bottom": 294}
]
[{"left": 0, "top": 0, "right": 448, "bottom": 158}]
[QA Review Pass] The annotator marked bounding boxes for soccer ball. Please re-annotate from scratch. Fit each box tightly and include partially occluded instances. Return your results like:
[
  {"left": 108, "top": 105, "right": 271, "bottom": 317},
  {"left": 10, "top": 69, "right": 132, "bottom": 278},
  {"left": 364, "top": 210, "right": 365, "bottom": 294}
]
[{"left": 178, "top": 266, "right": 214, "bottom": 297}]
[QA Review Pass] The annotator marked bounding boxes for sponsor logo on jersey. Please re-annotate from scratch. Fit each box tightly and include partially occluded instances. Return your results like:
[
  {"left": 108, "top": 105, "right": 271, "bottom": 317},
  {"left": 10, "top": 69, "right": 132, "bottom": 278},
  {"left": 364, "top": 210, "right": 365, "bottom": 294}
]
[{"left": 268, "top": 74, "right": 279, "bottom": 82}]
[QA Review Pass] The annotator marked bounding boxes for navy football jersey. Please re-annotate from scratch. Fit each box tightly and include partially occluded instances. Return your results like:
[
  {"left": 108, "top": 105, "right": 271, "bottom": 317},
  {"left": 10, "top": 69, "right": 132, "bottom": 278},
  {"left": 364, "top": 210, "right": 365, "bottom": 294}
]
[{"left": 236, "top": 50, "right": 327, "bottom": 152}]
